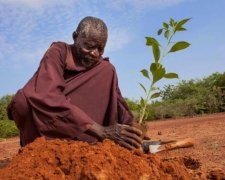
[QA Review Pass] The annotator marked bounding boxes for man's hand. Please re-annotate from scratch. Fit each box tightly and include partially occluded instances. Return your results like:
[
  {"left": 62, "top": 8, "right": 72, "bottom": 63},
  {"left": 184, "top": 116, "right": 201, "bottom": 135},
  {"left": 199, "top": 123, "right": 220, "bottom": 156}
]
[
  {"left": 103, "top": 124, "right": 143, "bottom": 149},
  {"left": 86, "top": 122, "right": 143, "bottom": 150}
]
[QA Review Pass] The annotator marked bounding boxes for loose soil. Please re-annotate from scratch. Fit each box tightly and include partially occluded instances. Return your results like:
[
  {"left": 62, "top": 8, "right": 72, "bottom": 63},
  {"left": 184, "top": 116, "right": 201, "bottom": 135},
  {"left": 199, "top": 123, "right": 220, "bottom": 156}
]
[
  {"left": 0, "top": 137, "right": 193, "bottom": 180},
  {"left": 0, "top": 113, "right": 224, "bottom": 179},
  {"left": 147, "top": 113, "right": 225, "bottom": 179}
]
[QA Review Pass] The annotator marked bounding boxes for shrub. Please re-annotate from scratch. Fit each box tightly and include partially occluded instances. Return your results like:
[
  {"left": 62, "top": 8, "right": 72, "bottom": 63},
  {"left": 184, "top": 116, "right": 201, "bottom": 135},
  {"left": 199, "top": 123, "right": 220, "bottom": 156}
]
[
  {"left": 0, "top": 95, "right": 13, "bottom": 121},
  {"left": 0, "top": 95, "right": 19, "bottom": 138},
  {"left": 0, "top": 120, "right": 19, "bottom": 138}
]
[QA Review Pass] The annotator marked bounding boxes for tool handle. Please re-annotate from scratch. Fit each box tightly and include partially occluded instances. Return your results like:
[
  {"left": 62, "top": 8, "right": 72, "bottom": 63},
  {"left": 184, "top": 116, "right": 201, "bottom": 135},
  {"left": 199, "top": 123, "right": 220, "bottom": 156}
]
[{"left": 166, "top": 138, "right": 194, "bottom": 150}]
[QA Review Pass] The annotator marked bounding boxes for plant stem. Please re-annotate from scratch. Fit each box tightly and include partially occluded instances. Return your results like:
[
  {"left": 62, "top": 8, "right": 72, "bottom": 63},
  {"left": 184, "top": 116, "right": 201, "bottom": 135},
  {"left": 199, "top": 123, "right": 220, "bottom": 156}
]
[
  {"left": 138, "top": 83, "right": 153, "bottom": 124},
  {"left": 159, "top": 30, "right": 175, "bottom": 64}
]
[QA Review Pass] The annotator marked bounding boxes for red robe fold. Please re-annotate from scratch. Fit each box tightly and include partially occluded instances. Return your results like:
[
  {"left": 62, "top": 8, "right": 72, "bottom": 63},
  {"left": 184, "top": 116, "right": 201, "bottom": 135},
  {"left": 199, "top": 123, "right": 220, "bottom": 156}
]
[{"left": 7, "top": 42, "right": 133, "bottom": 146}]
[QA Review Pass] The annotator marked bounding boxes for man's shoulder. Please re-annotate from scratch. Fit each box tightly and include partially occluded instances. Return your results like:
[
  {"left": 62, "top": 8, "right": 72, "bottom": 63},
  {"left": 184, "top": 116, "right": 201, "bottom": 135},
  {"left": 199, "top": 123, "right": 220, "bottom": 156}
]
[
  {"left": 100, "top": 57, "right": 116, "bottom": 72},
  {"left": 49, "top": 41, "right": 68, "bottom": 50},
  {"left": 45, "top": 41, "right": 69, "bottom": 60}
]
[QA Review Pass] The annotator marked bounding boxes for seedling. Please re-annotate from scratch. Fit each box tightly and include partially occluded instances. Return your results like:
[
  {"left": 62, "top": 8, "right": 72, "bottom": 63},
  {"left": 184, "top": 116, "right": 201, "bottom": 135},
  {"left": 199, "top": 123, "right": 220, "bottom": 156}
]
[{"left": 138, "top": 18, "right": 191, "bottom": 124}]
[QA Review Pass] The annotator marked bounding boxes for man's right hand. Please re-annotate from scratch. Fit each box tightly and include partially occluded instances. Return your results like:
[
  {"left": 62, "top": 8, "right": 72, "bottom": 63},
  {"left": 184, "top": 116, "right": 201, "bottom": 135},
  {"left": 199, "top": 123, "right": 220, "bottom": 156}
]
[
  {"left": 102, "top": 124, "right": 143, "bottom": 149},
  {"left": 86, "top": 122, "right": 143, "bottom": 150}
]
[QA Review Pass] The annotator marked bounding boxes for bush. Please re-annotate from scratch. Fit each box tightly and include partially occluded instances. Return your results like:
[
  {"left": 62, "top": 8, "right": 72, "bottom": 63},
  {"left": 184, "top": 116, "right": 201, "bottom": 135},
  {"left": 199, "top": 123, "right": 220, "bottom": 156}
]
[
  {"left": 0, "top": 95, "right": 19, "bottom": 138},
  {"left": 0, "top": 120, "right": 19, "bottom": 138},
  {"left": 125, "top": 98, "right": 140, "bottom": 119},
  {"left": 136, "top": 71, "right": 225, "bottom": 121},
  {"left": 0, "top": 95, "right": 13, "bottom": 121}
]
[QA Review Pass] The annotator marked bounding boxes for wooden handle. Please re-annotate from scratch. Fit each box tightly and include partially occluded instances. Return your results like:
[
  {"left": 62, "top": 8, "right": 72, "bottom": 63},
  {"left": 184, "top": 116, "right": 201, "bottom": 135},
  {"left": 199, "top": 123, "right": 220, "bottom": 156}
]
[{"left": 166, "top": 138, "right": 194, "bottom": 150}]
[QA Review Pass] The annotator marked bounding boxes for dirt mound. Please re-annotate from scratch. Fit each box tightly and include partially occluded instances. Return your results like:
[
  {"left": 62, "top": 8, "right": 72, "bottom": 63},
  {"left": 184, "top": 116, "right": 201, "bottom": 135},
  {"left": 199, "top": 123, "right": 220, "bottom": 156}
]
[
  {"left": 0, "top": 137, "right": 192, "bottom": 180},
  {"left": 0, "top": 137, "right": 224, "bottom": 180}
]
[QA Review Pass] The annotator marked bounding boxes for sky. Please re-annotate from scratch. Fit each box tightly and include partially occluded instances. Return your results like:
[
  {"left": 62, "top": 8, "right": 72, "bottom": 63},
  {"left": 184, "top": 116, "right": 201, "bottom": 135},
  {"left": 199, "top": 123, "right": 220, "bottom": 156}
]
[{"left": 0, "top": 0, "right": 225, "bottom": 100}]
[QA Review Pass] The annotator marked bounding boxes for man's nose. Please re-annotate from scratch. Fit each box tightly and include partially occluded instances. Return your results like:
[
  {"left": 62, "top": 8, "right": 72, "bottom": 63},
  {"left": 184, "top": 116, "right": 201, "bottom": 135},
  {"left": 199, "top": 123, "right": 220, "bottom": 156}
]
[{"left": 90, "top": 49, "right": 99, "bottom": 58}]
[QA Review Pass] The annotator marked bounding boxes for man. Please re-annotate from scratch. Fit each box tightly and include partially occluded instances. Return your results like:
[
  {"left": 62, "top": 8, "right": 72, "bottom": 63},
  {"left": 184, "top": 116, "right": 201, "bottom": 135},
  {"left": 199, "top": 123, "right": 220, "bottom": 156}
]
[{"left": 7, "top": 16, "right": 143, "bottom": 149}]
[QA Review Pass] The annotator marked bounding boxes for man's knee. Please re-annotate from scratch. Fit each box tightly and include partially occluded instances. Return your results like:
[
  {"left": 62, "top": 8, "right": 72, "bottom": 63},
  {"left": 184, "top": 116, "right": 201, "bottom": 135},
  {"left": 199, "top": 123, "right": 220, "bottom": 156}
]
[
  {"left": 8, "top": 89, "right": 40, "bottom": 146},
  {"left": 8, "top": 90, "right": 30, "bottom": 129}
]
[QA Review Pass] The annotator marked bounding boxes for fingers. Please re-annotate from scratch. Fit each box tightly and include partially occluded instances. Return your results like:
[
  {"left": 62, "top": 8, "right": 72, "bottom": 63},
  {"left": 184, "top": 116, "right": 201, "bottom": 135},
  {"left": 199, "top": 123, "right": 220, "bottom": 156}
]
[
  {"left": 116, "top": 137, "right": 140, "bottom": 150},
  {"left": 120, "top": 130, "right": 142, "bottom": 144},
  {"left": 123, "top": 136, "right": 141, "bottom": 148},
  {"left": 106, "top": 124, "right": 145, "bottom": 150},
  {"left": 119, "top": 124, "right": 143, "bottom": 149},
  {"left": 118, "top": 141, "right": 134, "bottom": 150},
  {"left": 120, "top": 124, "right": 142, "bottom": 136}
]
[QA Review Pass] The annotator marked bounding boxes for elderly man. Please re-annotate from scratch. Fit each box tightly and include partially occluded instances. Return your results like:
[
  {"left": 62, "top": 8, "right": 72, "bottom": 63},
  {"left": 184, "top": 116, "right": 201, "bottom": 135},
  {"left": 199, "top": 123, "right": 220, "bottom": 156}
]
[{"left": 7, "top": 16, "right": 143, "bottom": 149}]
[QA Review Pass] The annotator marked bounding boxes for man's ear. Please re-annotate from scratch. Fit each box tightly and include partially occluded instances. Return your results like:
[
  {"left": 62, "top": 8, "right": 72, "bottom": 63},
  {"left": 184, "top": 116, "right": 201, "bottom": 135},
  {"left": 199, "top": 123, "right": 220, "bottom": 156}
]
[{"left": 72, "top": 31, "right": 78, "bottom": 41}]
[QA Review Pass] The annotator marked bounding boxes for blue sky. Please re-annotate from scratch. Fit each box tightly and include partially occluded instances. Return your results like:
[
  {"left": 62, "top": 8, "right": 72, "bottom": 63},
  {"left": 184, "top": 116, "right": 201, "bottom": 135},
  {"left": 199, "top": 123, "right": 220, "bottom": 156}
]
[{"left": 0, "top": 0, "right": 224, "bottom": 100}]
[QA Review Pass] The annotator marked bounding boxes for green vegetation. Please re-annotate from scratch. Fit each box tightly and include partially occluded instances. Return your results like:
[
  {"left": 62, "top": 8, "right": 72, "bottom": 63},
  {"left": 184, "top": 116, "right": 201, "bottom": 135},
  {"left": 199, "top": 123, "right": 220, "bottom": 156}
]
[
  {"left": 0, "top": 120, "right": 19, "bottom": 138},
  {"left": 0, "top": 72, "right": 224, "bottom": 138},
  {"left": 0, "top": 95, "right": 19, "bottom": 138},
  {"left": 128, "top": 72, "right": 225, "bottom": 121},
  {"left": 138, "top": 18, "right": 191, "bottom": 124}
]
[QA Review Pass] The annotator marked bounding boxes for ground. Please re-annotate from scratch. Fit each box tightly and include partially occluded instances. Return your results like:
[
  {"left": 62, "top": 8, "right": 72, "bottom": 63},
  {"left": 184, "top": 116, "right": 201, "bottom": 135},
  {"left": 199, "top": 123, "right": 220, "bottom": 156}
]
[
  {"left": 0, "top": 113, "right": 224, "bottom": 174},
  {"left": 147, "top": 112, "right": 225, "bottom": 174}
]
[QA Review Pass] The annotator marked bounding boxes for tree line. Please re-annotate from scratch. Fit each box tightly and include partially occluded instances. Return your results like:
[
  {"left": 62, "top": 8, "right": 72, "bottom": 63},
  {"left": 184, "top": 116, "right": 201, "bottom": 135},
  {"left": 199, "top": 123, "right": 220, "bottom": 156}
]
[{"left": 126, "top": 72, "right": 225, "bottom": 120}]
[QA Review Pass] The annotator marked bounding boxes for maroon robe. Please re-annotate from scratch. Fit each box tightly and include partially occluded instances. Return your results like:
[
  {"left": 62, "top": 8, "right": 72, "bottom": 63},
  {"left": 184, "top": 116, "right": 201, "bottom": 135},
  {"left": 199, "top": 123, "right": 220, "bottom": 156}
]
[{"left": 7, "top": 42, "right": 133, "bottom": 146}]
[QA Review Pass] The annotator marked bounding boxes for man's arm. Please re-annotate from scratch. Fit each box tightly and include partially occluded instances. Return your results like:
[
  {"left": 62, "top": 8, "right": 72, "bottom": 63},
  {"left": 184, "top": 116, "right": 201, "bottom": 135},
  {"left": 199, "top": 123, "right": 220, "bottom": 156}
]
[{"left": 23, "top": 42, "right": 95, "bottom": 139}]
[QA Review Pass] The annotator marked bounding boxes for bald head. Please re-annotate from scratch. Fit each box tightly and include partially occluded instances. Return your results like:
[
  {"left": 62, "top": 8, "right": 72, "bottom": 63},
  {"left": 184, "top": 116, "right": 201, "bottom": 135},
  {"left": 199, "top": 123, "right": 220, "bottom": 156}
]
[
  {"left": 75, "top": 16, "right": 108, "bottom": 39},
  {"left": 72, "top": 16, "right": 108, "bottom": 68}
]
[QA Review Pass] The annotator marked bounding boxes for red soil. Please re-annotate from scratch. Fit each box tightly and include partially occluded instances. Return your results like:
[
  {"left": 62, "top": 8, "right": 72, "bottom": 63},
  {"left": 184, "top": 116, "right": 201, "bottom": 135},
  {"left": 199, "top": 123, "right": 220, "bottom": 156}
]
[
  {"left": 0, "top": 137, "right": 192, "bottom": 180},
  {"left": 147, "top": 113, "right": 225, "bottom": 179},
  {"left": 0, "top": 113, "right": 224, "bottom": 179}
]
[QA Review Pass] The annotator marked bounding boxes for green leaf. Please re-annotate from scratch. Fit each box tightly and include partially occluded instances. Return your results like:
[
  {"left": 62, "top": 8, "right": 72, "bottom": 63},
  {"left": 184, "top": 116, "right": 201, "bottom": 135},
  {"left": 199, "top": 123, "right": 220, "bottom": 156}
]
[
  {"left": 150, "top": 63, "right": 158, "bottom": 74},
  {"left": 139, "top": 83, "right": 147, "bottom": 94},
  {"left": 157, "top": 28, "right": 163, "bottom": 35},
  {"left": 140, "top": 69, "right": 150, "bottom": 79},
  {"left": 169, "top": 18, "right": 175, "bottom": 27},
  {"left": 150, "top": 63, "right": 163, "bottom": 74},
  {"left": 151, "top": 92, "right": 161, "bottom": 99},
  {"left": 175, "top": 18, "right": 191, "bottom": 32},
  {"left": 150, "top": 64, "right": 166, "bottom": 84},
  {"left": 153, "top": 68, "right": 165, "bottom": 84},
  {"left": 164, "top": 73, "right": 179, "bottom": 79},
  {"left": 152, "top": 44, "right": 160, "bottom": 63},
  {"left": 146, "top": 37, "right": 161, "bottom": 62},
  {"left": 169, "top": 41, "right": 190, "bottom": 53},
  {"left": 163, "top": 22, "right": 169, "bottom": 29},
  {"left": 164, "top": 30, "right": 170, "bottom": 39},
  {"left": 176, "top": 27, "right": 187, "bottom": 31},
  {"left": 145, "top": 37, "right": 159, "bottom": 46}
]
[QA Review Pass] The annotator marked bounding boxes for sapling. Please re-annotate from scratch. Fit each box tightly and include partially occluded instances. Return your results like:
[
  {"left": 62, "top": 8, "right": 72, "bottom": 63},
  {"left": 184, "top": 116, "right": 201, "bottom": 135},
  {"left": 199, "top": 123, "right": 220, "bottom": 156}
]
[{"left": 138, "top": 18, "right": 191, "bottom": 124}]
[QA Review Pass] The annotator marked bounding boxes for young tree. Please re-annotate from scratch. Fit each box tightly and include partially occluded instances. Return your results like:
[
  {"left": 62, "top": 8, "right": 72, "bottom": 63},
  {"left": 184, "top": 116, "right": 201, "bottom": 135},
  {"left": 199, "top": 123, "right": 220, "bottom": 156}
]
[{"left": 138, "top": 18, "right": 191, "bottom": 124}]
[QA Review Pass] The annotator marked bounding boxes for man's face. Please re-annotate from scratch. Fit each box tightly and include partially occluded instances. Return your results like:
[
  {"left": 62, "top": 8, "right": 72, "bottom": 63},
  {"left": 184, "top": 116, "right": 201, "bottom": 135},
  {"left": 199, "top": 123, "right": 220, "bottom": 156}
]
[{"left": 74, "top": 29, "right": 107, "bottom": 68}]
